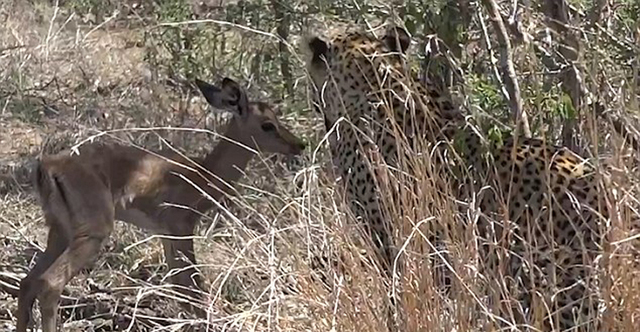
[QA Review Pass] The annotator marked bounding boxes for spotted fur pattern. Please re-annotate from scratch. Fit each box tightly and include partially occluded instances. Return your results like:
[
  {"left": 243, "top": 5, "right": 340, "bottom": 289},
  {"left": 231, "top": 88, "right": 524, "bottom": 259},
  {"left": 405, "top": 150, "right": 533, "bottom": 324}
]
[{"left": 306, "top": 26, "right": 606, "bottom": 330}]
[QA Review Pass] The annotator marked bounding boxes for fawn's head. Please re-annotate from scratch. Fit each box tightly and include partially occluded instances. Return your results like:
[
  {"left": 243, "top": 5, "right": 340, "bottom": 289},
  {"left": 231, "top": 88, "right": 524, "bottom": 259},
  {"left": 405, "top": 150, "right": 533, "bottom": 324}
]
[{"left": 195, "top": 77, "right": 306, "bottom": 155}]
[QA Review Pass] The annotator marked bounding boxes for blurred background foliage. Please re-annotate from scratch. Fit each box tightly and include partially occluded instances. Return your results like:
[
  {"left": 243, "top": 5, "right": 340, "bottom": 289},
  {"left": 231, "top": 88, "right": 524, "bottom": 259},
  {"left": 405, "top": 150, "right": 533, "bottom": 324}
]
[{"left": 49, "top": 0, "right": 639, "bottom": 149}]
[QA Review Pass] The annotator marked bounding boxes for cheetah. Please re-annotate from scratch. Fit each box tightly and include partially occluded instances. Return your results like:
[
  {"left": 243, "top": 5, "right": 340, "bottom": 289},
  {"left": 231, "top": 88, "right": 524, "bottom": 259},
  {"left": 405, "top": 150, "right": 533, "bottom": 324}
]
[{"left": 305, "top": 25, "right": 608, "bottom": 331}]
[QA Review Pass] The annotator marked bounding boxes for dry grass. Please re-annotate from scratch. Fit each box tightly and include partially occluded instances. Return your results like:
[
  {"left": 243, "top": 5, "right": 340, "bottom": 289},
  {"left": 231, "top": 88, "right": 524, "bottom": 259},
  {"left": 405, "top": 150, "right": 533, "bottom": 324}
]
[{"left": 0, "top": 1, "right": 639, "bottom": 331}]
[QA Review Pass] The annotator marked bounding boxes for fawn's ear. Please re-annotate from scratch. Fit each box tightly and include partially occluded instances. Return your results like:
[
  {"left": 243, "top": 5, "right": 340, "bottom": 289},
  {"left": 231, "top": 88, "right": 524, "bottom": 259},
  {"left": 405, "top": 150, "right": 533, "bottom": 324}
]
[
  {"left": 382, "top": 26, "right": 411, "bottom": 54},
  {"left": 195, "top": 77, "right": 249, "bottom": 117}
]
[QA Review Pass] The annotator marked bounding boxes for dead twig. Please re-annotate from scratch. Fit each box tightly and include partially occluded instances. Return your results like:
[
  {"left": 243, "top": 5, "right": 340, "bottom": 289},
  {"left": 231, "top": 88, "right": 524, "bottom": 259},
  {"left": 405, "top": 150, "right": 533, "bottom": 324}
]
[{"left": 0, "top": 44, "right": 28, "bottom": 55}]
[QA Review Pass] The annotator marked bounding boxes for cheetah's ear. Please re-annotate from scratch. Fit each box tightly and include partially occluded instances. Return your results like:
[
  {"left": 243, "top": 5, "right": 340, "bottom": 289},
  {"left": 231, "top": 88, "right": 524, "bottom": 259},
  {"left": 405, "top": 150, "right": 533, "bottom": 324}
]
[
  {"left": 308, "top": 36, "right": 328, "bottom": 64},
  {"left": 195, "top": 77, "right": 249, "bottom": 118},
  {"left": 383, "top": 27, "right": 411, "bottom": 54}
]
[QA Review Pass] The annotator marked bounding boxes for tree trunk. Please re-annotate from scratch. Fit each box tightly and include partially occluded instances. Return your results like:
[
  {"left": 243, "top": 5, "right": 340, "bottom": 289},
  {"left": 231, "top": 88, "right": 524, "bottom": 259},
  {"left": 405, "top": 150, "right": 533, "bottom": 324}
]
[
  {"left": 270, "top": 0, "right": 293, "bottom": 100},
  {"left": 543, "top": 0, "right": 584, "bottom": 152}
]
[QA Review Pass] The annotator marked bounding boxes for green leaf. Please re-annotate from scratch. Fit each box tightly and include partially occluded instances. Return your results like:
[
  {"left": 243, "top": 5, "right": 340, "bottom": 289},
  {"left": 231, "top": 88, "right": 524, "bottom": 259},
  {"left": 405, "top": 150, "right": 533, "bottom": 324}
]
[
  {"left": 559, "top": 93, "right": 576, "bottom": 120},
  {"left": 488, "top": 126, "right": 504, "bottom": 147}
]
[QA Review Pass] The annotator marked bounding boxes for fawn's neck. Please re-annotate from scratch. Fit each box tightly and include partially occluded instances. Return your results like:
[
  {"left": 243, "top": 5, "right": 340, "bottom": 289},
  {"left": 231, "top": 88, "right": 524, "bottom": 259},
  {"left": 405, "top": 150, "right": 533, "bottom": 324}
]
[{"left": 200, "top": 119, "right": 255, "bottom": 198}]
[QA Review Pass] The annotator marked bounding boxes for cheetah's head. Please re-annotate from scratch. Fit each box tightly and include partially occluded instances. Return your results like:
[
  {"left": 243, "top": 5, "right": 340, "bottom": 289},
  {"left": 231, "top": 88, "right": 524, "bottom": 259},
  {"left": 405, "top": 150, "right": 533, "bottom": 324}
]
[{"left": 304, "top": 26, "right": 411, "bottom": 128}]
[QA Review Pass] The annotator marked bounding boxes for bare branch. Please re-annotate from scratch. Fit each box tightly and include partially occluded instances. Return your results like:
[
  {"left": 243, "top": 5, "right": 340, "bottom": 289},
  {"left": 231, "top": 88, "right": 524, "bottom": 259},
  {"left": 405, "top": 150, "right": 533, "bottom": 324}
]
[{"left": 481, "top": 0, "right": 531, "bottom": 138}]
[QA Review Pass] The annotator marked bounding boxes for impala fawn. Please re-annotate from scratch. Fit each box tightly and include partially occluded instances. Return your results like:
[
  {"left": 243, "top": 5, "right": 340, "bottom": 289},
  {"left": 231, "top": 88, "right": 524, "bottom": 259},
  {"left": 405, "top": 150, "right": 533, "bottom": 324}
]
[{"left": 17, "top": 77, "right": 306, "bottom": 332}]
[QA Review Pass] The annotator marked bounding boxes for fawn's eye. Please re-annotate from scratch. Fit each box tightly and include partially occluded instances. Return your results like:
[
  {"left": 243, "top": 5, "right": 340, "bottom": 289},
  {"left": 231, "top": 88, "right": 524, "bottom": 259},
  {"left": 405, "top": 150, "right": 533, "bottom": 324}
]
[{"left": 261, "top": 123, "right": 276, "bottom": 132}]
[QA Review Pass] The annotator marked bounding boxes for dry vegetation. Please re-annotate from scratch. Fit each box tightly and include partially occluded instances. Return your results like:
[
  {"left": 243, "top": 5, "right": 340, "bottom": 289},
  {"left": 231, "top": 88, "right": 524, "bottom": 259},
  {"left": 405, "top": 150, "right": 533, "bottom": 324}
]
[{"left": 0, "top": 0, "right": 638, "bottom": 331}]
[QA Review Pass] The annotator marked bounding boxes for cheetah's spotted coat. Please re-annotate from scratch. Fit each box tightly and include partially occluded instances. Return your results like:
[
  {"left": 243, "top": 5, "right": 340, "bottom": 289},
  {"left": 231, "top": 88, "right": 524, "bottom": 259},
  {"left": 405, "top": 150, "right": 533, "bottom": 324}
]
[{"left": 306, "top": 26, "right": 607, "bottom": 331}]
